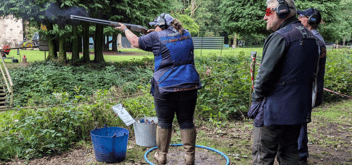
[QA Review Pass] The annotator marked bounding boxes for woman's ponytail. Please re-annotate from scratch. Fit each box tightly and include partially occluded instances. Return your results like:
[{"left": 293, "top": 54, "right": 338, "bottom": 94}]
[{"left": 170, "top": 19, "right": 184, "bottom": 35}]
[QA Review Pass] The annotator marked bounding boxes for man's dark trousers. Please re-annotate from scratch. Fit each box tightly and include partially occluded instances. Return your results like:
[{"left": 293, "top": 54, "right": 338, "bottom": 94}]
[
  {"left": 252, "top": 125, "right": 302, "bottom": 165},
  {"left": 298, "top": 123, "right": 308, "bottom": 163}
]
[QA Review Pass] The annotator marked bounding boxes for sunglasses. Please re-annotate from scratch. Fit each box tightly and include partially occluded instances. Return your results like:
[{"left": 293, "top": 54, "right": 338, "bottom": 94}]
[
  {"left": 299, "top": 14, "right": 309, "bottom": 18},
  {"left": 266, "top": 8, "right": 277, "bottom": 16}
]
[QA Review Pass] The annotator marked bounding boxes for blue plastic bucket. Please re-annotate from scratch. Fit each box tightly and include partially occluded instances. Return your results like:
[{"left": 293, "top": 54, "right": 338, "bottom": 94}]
[{"left": 90, "top": 126, "right": 129, "bottom": 163}]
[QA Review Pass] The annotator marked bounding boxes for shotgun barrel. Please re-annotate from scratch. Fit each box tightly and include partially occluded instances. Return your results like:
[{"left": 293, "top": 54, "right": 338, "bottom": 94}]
[{"left": 70, "top": 15, "right": 148, "bottom": 35}]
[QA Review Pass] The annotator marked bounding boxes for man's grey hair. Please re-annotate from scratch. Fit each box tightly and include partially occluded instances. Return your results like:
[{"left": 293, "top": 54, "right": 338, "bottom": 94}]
[{"left": 266, "top": 0, "right": 297, "bottom": 18}]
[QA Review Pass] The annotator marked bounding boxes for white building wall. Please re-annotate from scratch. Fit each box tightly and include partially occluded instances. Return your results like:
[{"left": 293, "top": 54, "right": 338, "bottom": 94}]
[{"left": 0, "top": 15, "right": 23, "bottom": 48}]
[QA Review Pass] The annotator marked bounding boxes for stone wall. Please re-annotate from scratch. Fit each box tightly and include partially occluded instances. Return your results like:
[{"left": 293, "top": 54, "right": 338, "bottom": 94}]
[{"left": 0, "top": 15, "right": 23, "bottom": 48}]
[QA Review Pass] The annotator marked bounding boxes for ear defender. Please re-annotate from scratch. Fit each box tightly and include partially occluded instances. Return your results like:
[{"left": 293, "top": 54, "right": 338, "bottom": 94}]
[
  {"left": 308, "top": 9, "right": 318, "bottom": 25},
  {"left": 157, "top": 13, "right": 167, "bottom": 30},
  {"left": 276, "top": 0, "right": 290, "bottom": 19}
]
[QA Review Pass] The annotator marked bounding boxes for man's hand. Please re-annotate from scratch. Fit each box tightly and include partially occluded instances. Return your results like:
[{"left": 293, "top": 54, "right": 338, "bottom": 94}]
[
  {"left": 114, "top": 23, "right": 127, "bottom": 32},
  {"left": 248, "top": 101, "right": 262, "bottom": 119},
  {"left": 248, "top": 99, "right": 266, "bottom": 127}
]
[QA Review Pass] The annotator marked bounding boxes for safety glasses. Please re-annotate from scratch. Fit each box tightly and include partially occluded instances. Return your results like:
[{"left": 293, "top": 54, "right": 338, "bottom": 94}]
[
  {"left": 299, "top": 14, "right": 309, "bottom": 18},
  {"left": 266, "top": 8, "right": 276, "bottom": 16}
]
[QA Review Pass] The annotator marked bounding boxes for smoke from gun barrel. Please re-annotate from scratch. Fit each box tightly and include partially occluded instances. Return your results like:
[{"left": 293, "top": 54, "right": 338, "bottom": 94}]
[{"left": 70, "top": 15, "right": 148, "bottom": 34}]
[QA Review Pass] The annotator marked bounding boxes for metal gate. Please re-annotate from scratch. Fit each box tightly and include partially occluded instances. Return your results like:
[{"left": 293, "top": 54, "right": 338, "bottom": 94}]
[{"left": 192, "top": 37, "right": 224, "bottom": 55}]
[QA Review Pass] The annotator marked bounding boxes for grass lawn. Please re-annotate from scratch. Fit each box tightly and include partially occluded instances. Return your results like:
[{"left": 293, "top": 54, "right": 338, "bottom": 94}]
[
  {"left": 5, "top": 49, "right": 153, "bottom": 63},
  {"left": 195, "top": 47, "right": 263, "bottom": 57},
  {"left": 4, "top": 47, "right": 263, "bottom": 64}
]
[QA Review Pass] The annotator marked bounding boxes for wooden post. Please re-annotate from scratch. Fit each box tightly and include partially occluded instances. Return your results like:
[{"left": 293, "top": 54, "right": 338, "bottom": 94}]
[
  {"left": 17, "top": 48, "right": 21, "bottom": 63},
  {"left": 249, "top": 51, "right": 257, "bottom": 107},
  {"left": 220, "top": 37, "right": 224, "bottom": 56},
  {"left": 117, "top": 34, "right": 122, "bottom": 48},
  {"left": 200, "top": 37, "right": 203, "bottom": 56},
  {"left": 10, "top": 85, "right": 13, "bottom": 107},
  {"left": 233, "top": 33, "right": 237, "bottom": 48},
  {"left": 44, "top": 51, "right": 46, "bottom": 60}
]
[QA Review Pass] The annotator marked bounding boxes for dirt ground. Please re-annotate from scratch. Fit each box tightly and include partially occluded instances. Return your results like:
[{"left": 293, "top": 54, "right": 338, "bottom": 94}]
[
  {"left": 2, "top": 100, "right": 352, "bottom": 165},
  {"left": 146, "top": 146, "right": 227, "bottom": 165}
]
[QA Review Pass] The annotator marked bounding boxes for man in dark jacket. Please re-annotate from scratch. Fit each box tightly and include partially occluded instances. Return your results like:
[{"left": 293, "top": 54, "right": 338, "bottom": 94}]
[
  {"left": 249, "top": 0, "right": 320, "bottom": 164},
  {"left": 297, "top": 8, "right": 326, "bottom": 165}
]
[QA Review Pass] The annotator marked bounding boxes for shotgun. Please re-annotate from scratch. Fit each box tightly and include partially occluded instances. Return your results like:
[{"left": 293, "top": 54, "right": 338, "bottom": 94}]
[{"left": 70, "top": 15, "right": 149, "bottom": 35}]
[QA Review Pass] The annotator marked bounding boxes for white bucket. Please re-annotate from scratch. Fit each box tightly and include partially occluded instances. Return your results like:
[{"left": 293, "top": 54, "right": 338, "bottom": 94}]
[{"left": 133, "top": 116, "right": 158, "bottom": 147}]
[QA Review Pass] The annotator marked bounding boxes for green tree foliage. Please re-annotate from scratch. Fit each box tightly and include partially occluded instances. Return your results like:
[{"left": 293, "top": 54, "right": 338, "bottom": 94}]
[
  {"left": 173, "top": 14, "right": 199, "bottom": 36},
  {"left": 295, "top": 0, "right": 342, "bottom": 42},
  {"left": 336, "top": 0, "right": 352, "bottom": 45},
  {"left": 169, "top": 0, "right": 223, "bottom": 37},
  {"left": 219, "top": 0, "right": 343, "bottom": 42},
  {"left": 195, "top": 0, "right": 223, "bottom": 37},
  {"left": 0, "top": 0, "right": 170, "bottom": 63},
  {"left": 219, "top": 0, "right": 267, "bottom": 35}
]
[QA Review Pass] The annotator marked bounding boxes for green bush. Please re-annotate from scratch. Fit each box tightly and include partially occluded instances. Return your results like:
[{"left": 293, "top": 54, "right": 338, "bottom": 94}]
[
  {"left": 195, "top": 52, "right": 251, "bottom": 120},
  {"left": 1, "top": 49, "right": 351, "bottom": 161},
  {"left": 0, "top": 89, "right": 155, "bottom": 160},
  {"left": 324, "top": 49, "right": 352, "bottom": 101},
  {"left": 9, "top": 49, "right": 352, "bottom": 117},
  {"left": 10, "top": 59, "right": 154, "bottom": 106}
]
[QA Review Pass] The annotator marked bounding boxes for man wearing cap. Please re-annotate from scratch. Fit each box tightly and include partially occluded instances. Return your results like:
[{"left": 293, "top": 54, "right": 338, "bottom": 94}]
[
  {"left": 248, "top": 0, "right": 320, "bottom": 164},
  {"left": 297, "top": 8, "right": 326, "bottom": 165},
  {"left": 115, "top": 13, "right": 201, "bottom": 165}
]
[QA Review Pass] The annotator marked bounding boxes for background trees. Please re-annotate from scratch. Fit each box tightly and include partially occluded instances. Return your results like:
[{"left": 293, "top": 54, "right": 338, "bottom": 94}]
[
  {"left": 218, "top": 0, "right": 350, "bottom": 46},
  {"left": 169, "top": 0, "right": 223, "bottom": 37},
  {"left": 295, "top": 0, "right": 342, "bottom": 42},
  {"left": 337, "top": 0, "right": 352, "bottom": 46},
  {"left": 0, "top": 0, "right": 169, "bottom": 63},
  {"left": 0, "top": 0, "right": 351, "bottom": 64}
]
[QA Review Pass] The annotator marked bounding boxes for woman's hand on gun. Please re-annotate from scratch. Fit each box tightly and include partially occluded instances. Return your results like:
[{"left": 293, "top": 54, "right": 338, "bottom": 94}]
[
  {"left": 147, "top": 29, "right": 155, "bottom": 33},
  {"left": 115, "top": 23, "right": 127, "bottom": 32}
]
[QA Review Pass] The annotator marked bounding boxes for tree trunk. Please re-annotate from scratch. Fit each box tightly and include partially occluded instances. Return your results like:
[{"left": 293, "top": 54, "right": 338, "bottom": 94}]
[
  {"left": 105, "top": 35, "right": 117, "bottom": 51},
  {"left": 112, "top": 34, "right": 117, "bottom": 51},
  {"left": 22, "top": 21, "right": 26, "bottom": 42},
  {"left": 82, "top": 23, "right": 90, "bottom": 63},
  {"left": 102, "top": 36, "right": 105, "bottom": 50},
  {"left": 78, "top": 30, "right": 82, "bottom": 53},
  {"left": 233, "top": 33, "right": 237, "bottom": 48},
  {"left": 59, "top": 26, "right": 66, "bottom": 62},
  {"left": 72, "top": 25, "right": 79, "bottom": 64},
  {"left": 190, "top": 0, "right": 201, "bottom": 18},
  {"left": 343, "top": 38, "right": 346, "bottom": 46},
  {"left": 94, "top": 24, "right": 105, "bottom": 63},
  {"left": 46, "top": 23, "right": 58, "bottom": 60},
  {"left": 104, "top": 36, "right": 110, "bottom": 51}
]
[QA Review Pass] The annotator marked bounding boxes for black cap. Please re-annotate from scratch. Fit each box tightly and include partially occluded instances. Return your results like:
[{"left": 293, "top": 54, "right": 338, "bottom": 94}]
[
  {"left": 297, "top": 8, "right": 321, "bottom": 25},
  {"left": 297, "top": 8, "right": 315, "bottom": 16}
]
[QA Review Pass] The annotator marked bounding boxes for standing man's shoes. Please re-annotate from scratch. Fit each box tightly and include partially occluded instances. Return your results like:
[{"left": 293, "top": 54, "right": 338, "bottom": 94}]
[{"left": 299, "top": 158, "right": 308, "bottom": 165}]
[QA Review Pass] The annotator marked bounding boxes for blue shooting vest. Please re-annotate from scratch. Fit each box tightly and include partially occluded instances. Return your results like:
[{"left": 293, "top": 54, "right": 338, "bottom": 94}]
[
  {"left": 151, "top": 27, "right": 202, "bottom": 95},
  {"left": 264, "top": 22, "right": 320, "bottom": 126}
]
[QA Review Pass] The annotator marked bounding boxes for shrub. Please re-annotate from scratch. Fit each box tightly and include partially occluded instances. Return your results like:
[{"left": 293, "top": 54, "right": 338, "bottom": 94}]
[
  {"left": 324, "top": 49, "right": 352, "bottom": 101},
  {"left": 0, "top": 89, "right": 155, "bottom": 160},
  {"left": 195, "top": 51, "right": 251, "bottom": 120},
  {"left": 9, "top": 59, "right": 154, "bottom": 106},
  {"left": 1, "top": 49, "right": 351, "bottom": 161}
]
